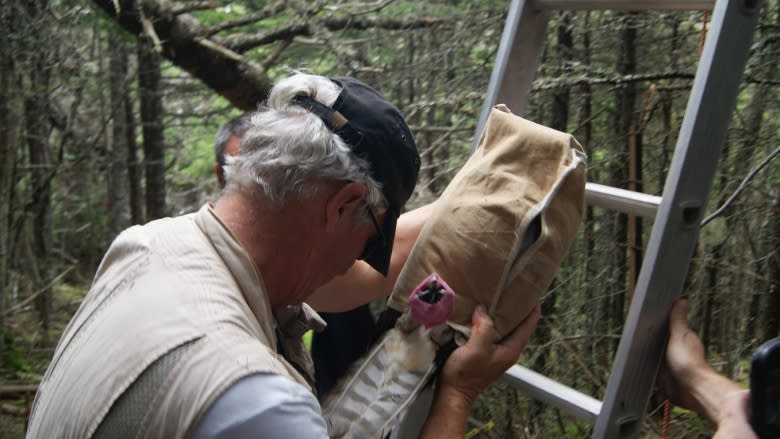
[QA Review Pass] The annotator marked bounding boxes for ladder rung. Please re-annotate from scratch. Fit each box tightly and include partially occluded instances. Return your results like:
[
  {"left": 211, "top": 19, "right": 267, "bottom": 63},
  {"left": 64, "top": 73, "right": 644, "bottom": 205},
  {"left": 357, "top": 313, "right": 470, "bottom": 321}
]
[
  {"left": 585, "top": 183, "right": 661, "bottom": 219},
  {"left": 535, "top": 0, "right": 715, "bottom": 10},
  {"left": 501, "top": 365, "right": 602, "bottom": 424}
]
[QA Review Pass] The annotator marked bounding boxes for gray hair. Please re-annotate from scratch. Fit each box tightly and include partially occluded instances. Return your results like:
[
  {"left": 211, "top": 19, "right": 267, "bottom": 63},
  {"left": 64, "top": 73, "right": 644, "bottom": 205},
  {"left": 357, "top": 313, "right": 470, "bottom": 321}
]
[
  {"left": 214, "top": 112, "right": 254, "bottom": 167},
  {"left": 223, "top": 73, "right": 386, "bottom": 219}
]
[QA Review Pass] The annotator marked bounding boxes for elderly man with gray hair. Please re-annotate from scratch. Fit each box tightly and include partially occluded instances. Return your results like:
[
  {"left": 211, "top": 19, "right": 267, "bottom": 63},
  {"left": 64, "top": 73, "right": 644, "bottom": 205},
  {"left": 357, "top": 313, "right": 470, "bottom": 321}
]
[{"left": 26, "top": 73, "right": 540, "bottom": 439}]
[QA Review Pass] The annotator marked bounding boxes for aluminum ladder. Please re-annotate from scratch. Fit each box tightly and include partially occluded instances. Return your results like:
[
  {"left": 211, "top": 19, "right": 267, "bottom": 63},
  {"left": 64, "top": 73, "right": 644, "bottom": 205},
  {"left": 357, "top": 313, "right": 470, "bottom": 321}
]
[
  {"left": 392, "top": 1, "right": 761, "bottom": 438},
  {"left": 479, "top": 0, "right": 762, "bottom": 437}
]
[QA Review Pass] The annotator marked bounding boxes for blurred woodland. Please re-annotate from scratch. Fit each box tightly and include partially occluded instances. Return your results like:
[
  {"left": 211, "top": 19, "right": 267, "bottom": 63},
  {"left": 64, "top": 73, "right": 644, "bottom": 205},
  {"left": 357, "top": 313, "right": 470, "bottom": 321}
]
[{"left": 0, "top": 0, "right": 778, "bottom": 437}]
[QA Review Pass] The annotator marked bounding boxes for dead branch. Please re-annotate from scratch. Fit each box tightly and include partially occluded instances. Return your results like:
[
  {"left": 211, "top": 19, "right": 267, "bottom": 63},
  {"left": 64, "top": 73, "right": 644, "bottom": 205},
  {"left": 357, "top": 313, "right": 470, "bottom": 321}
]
[
  {"left": 324, "top": 0, "right": 397, "bottom": 16},
  {"left": 533, "top": 71, "right": 696, "bottom": 90},
  {"left": 261, "top": 39, "right": 294, "bottom": 70},
  {"left": 744, "top": 74, "right": 780, "bottom": 86},
  {"left": 135, "top": 0, "right": 162, "bottom": 53},
  {"left": 1, "top": 403, "right": 28, "bottom": 416},
  {"left": 91, "top": 0, "right": 271, "bottom": 110},
  {"left": 322, "top": 15, "right": 446, "bottom": 32},
  {"left": 226, "top": 20, "right": 311, "bottom": 53},
  {"left": 701, "top": 145, "right": 780, "bottom": 227},
  {"left": 202, "top": 1, "right": 288, "bottom": 37},
  {"left": 0, "top": 385, "right": 38, "bottom": 397},
  {"left": 3, "top": 266, "right": 75, "bottom": 316},
  {"left": 227, "top": 16, "right": 446, "bottom": 53},
  {"left": 171, "top": 0, "right": 219, "bottom": 15}
]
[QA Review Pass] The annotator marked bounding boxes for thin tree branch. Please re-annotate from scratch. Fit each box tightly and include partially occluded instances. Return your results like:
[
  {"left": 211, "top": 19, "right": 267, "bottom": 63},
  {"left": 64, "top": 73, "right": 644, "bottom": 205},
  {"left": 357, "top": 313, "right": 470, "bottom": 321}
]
[
  {"left": 195, "top": 36, "right": 242, "bottom": 62},
  {"left": 226, "top": 21, "right": 311, "bottom": 53},
  {"left": 744, "top": 74, "right": 780, "bottom": 87},
  {"left": 701, "top": 145, "right": 780, "bottom": 226},
  {"left": 1, "top": 403, "right": 29, "bottom": 417},
  {"left": 202, "top": 1, "right": 288, "bottom": 37},
  {"left": 261, "top": 39, "right": 294, "bottom": 70},
  {"left": 3, "top": 266, "right": 74, "bottom": 316},
  {"left": 136, "top": 0, "right": 162, "bottom": 53},
  {"left": 324, "top": 0, "right": 397, "bottom": 16},
  {"left": 322, "top": 15, "right": 446, "bottom": 32},
  {"left": 171, "top": 0, "right": 219, "bottom": 15},
  {"left": 533, "top": 71, "right": 696, "bottom": 90},
  {"left": 227, "top": 16, "right": 446, "bottom": 53},
  {"left": 0, "top": 385, "right": 38, "bottom": 397}
]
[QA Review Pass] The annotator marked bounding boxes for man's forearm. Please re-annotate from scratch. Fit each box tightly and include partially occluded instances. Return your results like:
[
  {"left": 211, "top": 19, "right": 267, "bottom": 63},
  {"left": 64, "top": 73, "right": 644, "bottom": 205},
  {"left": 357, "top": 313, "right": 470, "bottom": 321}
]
[
  {"left": 686, "top": 367, "right": 744, "bottom": 425},
  {"left": 418, "top": 385, "right": 475, "bottom": 439}
]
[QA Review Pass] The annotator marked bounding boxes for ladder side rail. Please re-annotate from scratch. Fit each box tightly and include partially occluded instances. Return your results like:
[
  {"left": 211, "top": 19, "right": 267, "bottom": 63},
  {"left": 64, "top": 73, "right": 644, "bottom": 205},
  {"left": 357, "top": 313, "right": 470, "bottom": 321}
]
[
  {"left": 501, "top": 365, "right": 603, "bottom": 424},
  {"left": 592, "top": 1, "right": 761, "bottom": 437},
  {"left": 472, "top": 0, "right": 550, "bottom": 148},
  {"left": 494, "top": 184, "right": 659, "bottom": 423}
]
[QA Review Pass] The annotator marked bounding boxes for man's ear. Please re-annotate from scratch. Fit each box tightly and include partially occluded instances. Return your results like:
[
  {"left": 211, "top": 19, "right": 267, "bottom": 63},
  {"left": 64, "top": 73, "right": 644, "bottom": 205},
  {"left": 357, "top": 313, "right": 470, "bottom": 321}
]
[
  {"left": 214, "top": 163, "right": 226, "bottom": 188},
  {"left": 324, "top": 182, "right": 366, "bottom": 232}
]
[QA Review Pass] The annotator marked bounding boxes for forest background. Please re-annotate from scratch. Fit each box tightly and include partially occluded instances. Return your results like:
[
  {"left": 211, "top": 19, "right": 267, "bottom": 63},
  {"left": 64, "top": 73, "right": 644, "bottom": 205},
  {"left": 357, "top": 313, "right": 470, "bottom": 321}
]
[{"left": 0, "top": 0, "right": 778, "bottom": 438}]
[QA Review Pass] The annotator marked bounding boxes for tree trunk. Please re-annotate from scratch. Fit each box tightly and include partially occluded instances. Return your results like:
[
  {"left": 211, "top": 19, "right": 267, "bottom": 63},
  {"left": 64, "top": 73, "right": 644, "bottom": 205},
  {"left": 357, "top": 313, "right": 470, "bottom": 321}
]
[
  {"left": 0, "top": 5, "right": 22, "bottom": 357},
  {"left": 550, "top": 12, "right": 572, "bottom": 133},
  {"left": 607, "top": 12, "right": 637, "bottom": 353},
  {"left": 108, "top": 34, "right": 130, "bottom": 237},
  {"left": 23, "top": 0, "right": 54, "bottom": 340},
  {"left": 760, "top": 2, "right": 780, "bottom": 341},
  {"left": 701, "top": 242, "right": 724, "bottom": 354},
  {"left": 741, "top": 7, "right": 779, "bottom": 344},
  {"left": 765, "top": 196, "right": 780, "bottom": 340},
  {"left": 576, "top": 11, "right": 605, "bottom": 382},
  {"left": 138, "top": 37, "right": 167, "bottom": 220},
  {"left": 126, "top": 90, "right": 144, "bottom": 225}
]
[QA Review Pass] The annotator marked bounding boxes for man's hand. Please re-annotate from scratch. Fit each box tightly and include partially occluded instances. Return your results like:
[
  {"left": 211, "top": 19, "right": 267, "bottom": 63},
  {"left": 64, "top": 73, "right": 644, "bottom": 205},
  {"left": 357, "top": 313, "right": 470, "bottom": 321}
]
[
  {"left": 658, "top": 299, "right": 756, "bottom": 438},
  {"left": 657, "top": 299, "right": 712, "bottom": 413},
  {"left": 439, "top": 303, "right": 541, "bottom": 406},
  {"left": 419, "top": 304, "right": 540, "bottom": 439}
]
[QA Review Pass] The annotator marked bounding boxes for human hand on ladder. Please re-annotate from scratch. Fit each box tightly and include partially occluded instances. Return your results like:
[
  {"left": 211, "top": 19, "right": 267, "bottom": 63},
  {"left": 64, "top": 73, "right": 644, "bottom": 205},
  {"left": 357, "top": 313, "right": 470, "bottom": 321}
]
[{"left": 657, "top": 299, "right": 756, "bottom": 439}]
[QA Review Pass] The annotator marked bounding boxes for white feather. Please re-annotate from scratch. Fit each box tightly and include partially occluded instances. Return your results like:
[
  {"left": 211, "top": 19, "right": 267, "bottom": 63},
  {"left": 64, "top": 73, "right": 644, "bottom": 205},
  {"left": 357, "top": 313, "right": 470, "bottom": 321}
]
[{"left": 322, "top": 324, "right": 438, "bottom": 439}]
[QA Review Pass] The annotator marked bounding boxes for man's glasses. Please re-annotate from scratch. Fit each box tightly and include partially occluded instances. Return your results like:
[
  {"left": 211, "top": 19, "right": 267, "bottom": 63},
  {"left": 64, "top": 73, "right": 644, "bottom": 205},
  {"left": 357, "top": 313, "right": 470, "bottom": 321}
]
[{"left": 361, "top": 205, "right": 386, "bottom": 261}]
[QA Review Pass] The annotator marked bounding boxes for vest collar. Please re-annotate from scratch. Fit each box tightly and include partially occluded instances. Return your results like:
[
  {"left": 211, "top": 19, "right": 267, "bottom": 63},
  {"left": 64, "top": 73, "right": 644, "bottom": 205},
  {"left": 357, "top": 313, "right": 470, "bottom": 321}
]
[
  {"left": 194, "top": 204, "right": 326, "bottom": 387},
  {"left": 194, "top": 204, "right": 278, "bottom": 348}
]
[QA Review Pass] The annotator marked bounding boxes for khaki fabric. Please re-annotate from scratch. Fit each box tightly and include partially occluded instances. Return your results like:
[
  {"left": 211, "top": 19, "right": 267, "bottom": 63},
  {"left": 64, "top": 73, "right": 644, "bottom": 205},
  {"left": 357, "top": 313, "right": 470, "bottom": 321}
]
[
  {"left": 388, "top": 105, "right": 587, "bottom": 337},
  {"left": 27, "top": 205, "right": 318, "bottom": 439}
]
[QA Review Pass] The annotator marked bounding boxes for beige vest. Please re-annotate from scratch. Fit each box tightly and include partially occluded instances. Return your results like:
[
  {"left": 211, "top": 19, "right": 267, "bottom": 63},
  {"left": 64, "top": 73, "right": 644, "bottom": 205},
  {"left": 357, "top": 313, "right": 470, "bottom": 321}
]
[{"left": 27, "top": 205, "right": 319, "bottom": 439}]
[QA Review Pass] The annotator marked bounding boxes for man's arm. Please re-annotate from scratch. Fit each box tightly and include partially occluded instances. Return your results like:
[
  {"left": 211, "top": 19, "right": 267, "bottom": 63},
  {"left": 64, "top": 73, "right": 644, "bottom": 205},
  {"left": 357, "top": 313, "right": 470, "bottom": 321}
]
[
  {"left": 307, "top": 203, "right": 433, "bottom": 312},
  {"left": 419, "top": 304, "right": 541, "bottom": 438},
  {"left": 192, "top": 373, "right": 328, "bottom": 439},
  {"left": 658, "top": 299, "right": 757, "bottom": 439}
]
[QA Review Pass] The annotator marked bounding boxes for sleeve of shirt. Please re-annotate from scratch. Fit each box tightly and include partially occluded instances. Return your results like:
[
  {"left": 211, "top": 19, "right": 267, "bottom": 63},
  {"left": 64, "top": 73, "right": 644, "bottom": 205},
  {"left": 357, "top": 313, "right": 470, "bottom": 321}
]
[{"left": 192, "top": 373, "right": 329, "bottom": 439}]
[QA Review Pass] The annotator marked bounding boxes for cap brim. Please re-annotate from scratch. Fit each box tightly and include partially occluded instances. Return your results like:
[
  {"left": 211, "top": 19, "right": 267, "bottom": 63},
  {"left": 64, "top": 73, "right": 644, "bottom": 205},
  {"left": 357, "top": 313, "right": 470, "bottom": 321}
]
[{"left": 362, "top": 210, "right": 398, "bottom": 277}]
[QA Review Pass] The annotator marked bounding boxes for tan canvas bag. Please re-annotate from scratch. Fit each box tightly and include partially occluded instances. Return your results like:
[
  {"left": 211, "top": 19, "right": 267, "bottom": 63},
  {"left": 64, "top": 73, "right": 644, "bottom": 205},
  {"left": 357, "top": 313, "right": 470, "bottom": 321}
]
[{"left": 387, "top": 104, "right": 587, "bottom": 338}]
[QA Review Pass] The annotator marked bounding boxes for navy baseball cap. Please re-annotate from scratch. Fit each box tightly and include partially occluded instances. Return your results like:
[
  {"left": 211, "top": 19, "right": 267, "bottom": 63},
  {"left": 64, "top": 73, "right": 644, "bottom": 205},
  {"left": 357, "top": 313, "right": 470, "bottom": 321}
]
[{"left": 290, "top": 77, "right": 420, "bottom": 276}]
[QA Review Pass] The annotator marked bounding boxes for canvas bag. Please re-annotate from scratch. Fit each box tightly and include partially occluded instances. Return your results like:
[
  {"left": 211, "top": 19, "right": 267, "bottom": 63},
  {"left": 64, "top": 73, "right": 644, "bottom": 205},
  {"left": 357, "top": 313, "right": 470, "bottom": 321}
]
[{"left": 387, "top": 104, "right": 587, "bottom": 338}]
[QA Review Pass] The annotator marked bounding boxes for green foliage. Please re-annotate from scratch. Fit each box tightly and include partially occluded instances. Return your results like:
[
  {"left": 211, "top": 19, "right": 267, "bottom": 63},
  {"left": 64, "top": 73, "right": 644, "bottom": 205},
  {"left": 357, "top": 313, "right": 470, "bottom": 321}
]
[{"left": 1, "top": 331, "right": 31, "bottom": 374}]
